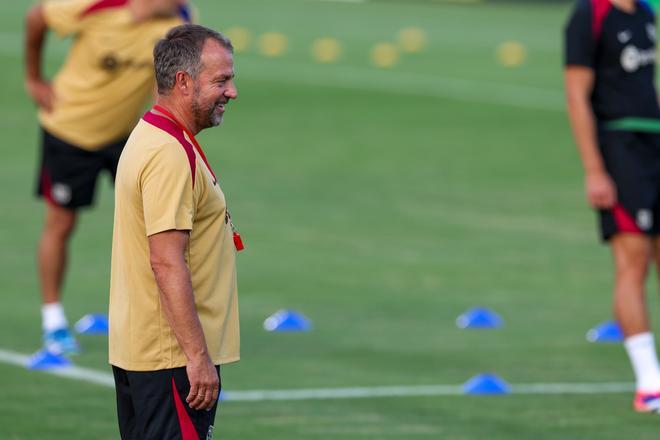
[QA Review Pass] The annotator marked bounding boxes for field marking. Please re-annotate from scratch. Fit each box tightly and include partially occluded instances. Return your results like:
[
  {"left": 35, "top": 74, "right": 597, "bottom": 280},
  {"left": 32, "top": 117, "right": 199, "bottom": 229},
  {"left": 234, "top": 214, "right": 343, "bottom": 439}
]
[
  {"left": 0, "top": 348, "right": 115, "bottom": 387},
  {"left": 0, "top": 348, "right": 634, "bottom": 401}
]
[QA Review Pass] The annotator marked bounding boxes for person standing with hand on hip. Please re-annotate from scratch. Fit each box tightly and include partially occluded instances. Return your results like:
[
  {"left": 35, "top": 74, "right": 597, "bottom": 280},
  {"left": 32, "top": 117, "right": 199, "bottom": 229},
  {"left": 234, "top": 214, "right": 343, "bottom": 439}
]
[{"left": 24, "top": 0, "right": 190, "bottom": 355}]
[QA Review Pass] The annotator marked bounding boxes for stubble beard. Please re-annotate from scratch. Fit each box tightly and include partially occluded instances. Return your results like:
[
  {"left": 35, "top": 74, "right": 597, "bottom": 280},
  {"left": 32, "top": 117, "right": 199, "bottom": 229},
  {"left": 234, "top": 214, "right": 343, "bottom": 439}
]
[{"left": 192, "top": 85, "right": 224, "bottom": 131}]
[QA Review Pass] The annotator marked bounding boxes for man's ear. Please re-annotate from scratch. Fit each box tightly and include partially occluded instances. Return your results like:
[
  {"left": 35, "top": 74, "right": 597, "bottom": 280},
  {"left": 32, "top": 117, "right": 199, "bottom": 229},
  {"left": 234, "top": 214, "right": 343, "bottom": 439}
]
[{"left": 174, "top": 71, "right": 192, "bottom": 96}]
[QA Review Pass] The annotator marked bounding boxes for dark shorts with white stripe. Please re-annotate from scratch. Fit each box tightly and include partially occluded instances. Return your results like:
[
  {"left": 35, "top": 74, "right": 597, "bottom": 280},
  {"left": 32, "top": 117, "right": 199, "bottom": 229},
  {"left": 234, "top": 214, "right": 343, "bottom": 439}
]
[
  {"left": 598, "top": 130, "right": 660, "bottom": 241},
  {"left": 112, "top": 365, "right": 220, "bottom": 440}
]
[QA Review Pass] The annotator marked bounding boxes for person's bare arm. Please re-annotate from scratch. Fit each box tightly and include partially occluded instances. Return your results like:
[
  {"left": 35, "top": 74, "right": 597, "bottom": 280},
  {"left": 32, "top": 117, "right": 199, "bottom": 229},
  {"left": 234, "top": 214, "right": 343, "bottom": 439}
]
[
  {"left": 24, "top": 4, "right": 55, "bottom": 112},
  {"left": 565, "top": 65, "right": 616, "bottom": 209},
  {"left": 149, "top": 229, "right": 219, "bottom": 411}
]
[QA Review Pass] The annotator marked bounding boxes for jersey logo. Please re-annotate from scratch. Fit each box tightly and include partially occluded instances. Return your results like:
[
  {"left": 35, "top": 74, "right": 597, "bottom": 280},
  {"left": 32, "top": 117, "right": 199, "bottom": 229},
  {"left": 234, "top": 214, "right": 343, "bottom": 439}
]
[
  {"left": 100, "top": 54, "right": 151, "bottom": 72},
  {"left": 637, "top": 209, "right": 653, "bottom": 231},
  {"left": 51, "top": 183, "right": 72, "bottom": 205},
  {"left": 620, "top": 45, "right": 656, "bottom": 72},
  {"left": 617, "top": 30, "right": 632, "bottom": 44}
]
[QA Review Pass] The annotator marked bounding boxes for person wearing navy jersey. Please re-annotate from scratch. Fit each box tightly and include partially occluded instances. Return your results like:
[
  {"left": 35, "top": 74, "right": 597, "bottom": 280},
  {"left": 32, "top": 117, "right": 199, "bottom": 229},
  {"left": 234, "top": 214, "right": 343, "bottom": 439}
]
[{"left": 565, "top": 0, "right": 660, "bottom": 413}]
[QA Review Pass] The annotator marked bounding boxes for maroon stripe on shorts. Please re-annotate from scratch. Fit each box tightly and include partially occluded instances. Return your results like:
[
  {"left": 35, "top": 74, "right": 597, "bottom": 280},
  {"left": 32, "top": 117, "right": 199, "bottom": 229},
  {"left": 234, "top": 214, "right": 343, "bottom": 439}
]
[
  {"left": 612, "top": 203, "right": 642, "bottom": 234},
  {"left": 171, "top": 378, "right": 199, "bottom": 440}
]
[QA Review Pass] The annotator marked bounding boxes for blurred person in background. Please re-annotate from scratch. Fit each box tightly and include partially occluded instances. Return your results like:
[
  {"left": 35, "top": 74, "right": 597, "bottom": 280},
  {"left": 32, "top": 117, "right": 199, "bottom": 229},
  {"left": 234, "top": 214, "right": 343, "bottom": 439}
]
[
  {"left": 564, "top": 0, "right": 660, "bottom": 413},
  {"left": 24, "top": 0, "right": 190, "bottom": 355},
  {"left": 110, "top": 24, "right": 239, "bottom": 438}
]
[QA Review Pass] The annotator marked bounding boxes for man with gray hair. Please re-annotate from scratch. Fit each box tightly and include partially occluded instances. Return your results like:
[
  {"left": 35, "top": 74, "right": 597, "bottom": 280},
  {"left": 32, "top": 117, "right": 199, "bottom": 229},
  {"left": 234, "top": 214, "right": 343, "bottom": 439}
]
[{"left": 109, "top": 24, "right": 240, "bottom": 439}]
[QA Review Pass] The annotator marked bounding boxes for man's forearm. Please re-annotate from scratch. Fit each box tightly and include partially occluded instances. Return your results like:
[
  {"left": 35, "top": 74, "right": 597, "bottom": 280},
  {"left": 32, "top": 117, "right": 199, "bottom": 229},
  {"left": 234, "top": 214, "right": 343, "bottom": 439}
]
[
  {"left": 567, "top": 94, "right": 605, "bottom": 175},
  {"left": 152, "top": 261, "right": 210, "bottom": 363},
  {"left": 25, "top": 5, "right": 47, "bottom": 82}
]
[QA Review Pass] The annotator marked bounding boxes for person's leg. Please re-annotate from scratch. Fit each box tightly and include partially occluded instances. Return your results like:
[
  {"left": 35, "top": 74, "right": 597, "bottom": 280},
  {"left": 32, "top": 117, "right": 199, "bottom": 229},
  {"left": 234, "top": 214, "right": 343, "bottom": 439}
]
[
  {"left": 612, "top": 233, "right": 660, "bottom": 412},
  {"left": 654, "top": 236, "right": 660, "bottom": 279},
  {"left": 37, "top": 202, "right": 80, "bottom": 354},
  {"left": 35, "top": 129, "right": 100, "bottom": 353},
  {"left": 612, "top": 233, "right": 652, "bottom": 337},
  {"left": 38, "top": 202, "right": 77, "bottom": 307}
]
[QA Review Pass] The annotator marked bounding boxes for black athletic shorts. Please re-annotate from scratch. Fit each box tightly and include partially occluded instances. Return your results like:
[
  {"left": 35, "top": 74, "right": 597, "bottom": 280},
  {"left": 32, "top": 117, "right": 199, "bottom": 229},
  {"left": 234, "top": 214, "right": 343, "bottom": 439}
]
[
  {"left": 112, "top": 365, "right": 220, "bottom": 440},
  {"left": 598, "top": 130, "right": 660, "bottom": 241},
  {"left": 35, "top": 128, "right": 127, "bottom": 209}
]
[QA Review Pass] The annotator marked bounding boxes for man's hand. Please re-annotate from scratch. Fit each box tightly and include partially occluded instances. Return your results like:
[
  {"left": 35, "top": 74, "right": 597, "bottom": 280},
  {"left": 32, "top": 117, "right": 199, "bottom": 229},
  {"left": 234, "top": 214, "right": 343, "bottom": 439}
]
[
  {"left": 186, "top": 355, "right": 219, "bottom": 411},
  {"left": 585, "top": 170, "right": 617, "bottom": 209},
  {"left": 25, "top": 78, "right": 54, "bottom": 112}
]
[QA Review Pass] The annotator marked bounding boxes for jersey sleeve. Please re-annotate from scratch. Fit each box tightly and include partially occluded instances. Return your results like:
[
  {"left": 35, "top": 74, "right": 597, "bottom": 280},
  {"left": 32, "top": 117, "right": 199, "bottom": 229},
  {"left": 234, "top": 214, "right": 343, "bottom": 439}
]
[
  {"left": 564, "top": 0, "right": 595, "bottom": 68},
  {"left": 42, "top": 0, "right": 96, "bottom": 37},
  {"left": 140, "top": 144, "right": 197, "bottom": 237}
]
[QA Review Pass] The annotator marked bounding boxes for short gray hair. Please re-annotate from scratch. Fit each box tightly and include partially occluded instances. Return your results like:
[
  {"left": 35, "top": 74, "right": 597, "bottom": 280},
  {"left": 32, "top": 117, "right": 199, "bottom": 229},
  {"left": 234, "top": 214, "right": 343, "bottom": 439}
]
[{"left": 154, "top": 24, "right": 233, "bottom": 94}]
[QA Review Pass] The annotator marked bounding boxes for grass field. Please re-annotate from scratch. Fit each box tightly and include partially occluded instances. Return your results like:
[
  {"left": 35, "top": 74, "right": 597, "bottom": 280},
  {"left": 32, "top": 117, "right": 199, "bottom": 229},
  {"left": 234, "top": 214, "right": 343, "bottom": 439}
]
[{"left": 2, "top": 0, "right": 660, "bottom": 438}]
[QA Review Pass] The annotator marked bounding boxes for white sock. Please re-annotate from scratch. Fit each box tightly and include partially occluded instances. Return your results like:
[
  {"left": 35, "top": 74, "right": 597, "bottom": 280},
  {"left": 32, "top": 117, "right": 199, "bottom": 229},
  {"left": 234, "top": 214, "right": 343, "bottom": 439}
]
[
  {"left": 624, "top": 332, "right": 660, "bottom": 393},
  {"left": 41, "top": 303, "right": 68, "bottom": 333}
]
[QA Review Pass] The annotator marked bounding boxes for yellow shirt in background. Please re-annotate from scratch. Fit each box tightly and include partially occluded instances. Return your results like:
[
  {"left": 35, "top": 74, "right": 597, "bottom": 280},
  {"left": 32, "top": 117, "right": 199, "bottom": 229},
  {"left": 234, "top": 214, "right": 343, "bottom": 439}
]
[
  {"left": 39, "top": 0, "right": 185, "bottom": 150},
  {"left": 109, "top": 111, "right": 240, "bottom": 371}
]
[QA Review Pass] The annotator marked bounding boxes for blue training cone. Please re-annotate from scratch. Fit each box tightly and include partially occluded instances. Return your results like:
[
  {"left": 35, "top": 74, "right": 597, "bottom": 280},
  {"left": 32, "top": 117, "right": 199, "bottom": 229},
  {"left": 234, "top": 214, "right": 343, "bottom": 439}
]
[
  {"left": 263, "top": 309, "right": 312, "bottom": 332},
  {"left": 27, "top": 348, "right": 72, "bottom": 370},
  {"left": 456, "top": 307, "right": 503, "bottom": 329},
  {"left": 586, "top": 320, "right": 623, "bottom": 343},
  {"left": 463, "top": 373, "right": 510, "bottom": 395},
  {"left": 74, "top": 313, "right": 109, "bottom": 335}
]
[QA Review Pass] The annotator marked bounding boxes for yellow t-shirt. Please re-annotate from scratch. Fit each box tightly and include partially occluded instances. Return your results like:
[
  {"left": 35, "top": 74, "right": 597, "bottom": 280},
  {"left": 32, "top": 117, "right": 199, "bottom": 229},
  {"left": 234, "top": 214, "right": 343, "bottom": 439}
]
[
  {"left": 109, "top": 110, "right": 240, "bottom": 371},
  {"left": 39, "top": 0, "right": 185, "bottom": 150}
]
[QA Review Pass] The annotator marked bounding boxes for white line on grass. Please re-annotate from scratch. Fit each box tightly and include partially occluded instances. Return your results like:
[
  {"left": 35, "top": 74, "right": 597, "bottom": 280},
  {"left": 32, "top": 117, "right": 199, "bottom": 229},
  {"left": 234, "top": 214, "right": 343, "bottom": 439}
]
[
  {"left": 0, "top": 348, "right": 114, "bottom": 387},
  {"left": 0, "top": 348, "right": 634, "bottom": 401}
]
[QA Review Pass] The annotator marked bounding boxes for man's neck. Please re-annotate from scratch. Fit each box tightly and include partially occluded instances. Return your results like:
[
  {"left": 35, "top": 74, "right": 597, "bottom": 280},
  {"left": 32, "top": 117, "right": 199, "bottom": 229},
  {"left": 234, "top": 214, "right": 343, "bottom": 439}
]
[
  {"left": 154, "top": 97, "right": 199, "bottom": 136},
  {"left": 610, "top": 0, "right": 637, "bottom": 13},
  {"left": 129, "top": 0, "right": 167, "bottom": 22}
]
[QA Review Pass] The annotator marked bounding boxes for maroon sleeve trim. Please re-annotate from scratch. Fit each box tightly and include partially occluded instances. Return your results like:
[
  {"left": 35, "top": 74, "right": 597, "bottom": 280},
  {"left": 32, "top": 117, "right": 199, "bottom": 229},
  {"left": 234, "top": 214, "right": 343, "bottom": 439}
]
[
  {"left": 142, "top": 111, "right": 197, "bottom": 188},
  {"left": 591, "top": 0, "right": 612, "bottom": 40},
  {"left": 80, "top": 0, "right": 128, "bottom": 18}
]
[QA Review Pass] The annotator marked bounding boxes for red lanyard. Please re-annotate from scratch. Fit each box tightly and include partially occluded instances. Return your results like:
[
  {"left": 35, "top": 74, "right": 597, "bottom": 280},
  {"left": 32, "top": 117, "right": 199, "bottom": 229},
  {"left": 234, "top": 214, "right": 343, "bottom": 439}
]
[
  {"left": 153, "top": 105, "right": 218, "bottom": 183},
  {"left": 152, "top": 105, "right": 244, "bottom": 252}
]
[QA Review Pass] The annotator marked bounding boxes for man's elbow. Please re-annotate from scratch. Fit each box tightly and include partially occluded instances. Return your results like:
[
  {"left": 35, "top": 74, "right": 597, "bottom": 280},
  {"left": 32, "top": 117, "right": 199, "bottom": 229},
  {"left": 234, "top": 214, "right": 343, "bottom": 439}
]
[
  {"left": 26, "top": 5, "right": 45, "bottom": 31},
  {"left": 565, "top": 88, "right": 589, "bottom": 108},
  {"left": 149, "top": 256, "right": 173, "bottom": 278}
]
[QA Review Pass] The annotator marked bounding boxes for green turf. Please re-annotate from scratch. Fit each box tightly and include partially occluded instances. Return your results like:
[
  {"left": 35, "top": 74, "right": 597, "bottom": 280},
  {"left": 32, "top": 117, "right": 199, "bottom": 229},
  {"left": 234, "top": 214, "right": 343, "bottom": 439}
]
[{"left": 2, "top": 0, "right": 660, "bottom": 438}]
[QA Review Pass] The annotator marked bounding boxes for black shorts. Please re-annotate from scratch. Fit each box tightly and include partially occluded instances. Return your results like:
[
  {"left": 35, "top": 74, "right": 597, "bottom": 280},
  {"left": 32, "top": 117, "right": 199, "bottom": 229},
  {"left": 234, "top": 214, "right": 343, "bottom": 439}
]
[
  {"left": 112, "top": 365, "right": 220, "bottom": 440},
  {"left": 36, "top": 128, "right": 127, "bottom": 209},
  {"left": 598, "top": 130, "right": 660, "bottom": 241}
]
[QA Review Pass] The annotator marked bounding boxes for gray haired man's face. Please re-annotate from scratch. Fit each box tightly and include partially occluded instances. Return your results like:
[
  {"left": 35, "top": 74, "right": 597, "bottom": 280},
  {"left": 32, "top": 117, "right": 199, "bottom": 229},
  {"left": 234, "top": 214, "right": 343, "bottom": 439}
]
[{"left": 191, "top": 39, "right": 237, "bottom": 131}]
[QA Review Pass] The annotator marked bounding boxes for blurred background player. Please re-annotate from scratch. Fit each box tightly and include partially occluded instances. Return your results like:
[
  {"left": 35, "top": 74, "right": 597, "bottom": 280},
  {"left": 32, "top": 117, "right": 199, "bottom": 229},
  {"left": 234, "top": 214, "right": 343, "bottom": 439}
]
[
  {"left": 564, "top": 0, "right": 660, "bottom": 412},
  {"left": 24, "top": 0, "right": 190, "bottom": 355}
]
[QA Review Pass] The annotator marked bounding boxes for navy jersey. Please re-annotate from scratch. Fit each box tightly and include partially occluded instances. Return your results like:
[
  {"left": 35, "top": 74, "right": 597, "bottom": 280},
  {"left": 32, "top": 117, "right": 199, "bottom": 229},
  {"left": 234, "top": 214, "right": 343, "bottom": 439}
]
[{"left": 564, "top": 0, "right": 660, "bottom": 123}]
